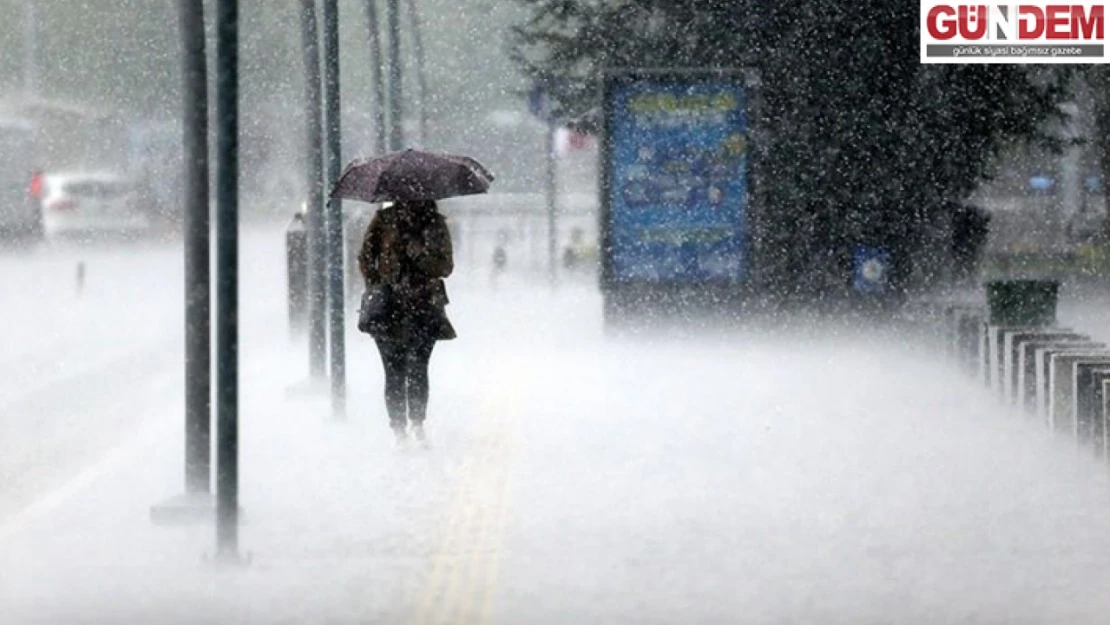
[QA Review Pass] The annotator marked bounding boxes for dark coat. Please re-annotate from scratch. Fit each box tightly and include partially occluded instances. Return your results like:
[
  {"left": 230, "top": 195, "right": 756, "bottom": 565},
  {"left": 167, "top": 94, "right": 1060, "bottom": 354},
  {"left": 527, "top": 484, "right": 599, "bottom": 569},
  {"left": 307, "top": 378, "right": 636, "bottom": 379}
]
[{"left": 357, "top": 204, "right": 456, "bottom": 342}]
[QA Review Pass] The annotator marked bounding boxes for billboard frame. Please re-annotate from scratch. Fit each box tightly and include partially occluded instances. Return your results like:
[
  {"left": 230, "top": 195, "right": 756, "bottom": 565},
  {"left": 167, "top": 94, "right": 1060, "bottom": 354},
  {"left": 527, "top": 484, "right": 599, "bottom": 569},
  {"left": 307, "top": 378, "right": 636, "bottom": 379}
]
[{"left": 599, "top": 67, "right": 762, "bottom": 319}]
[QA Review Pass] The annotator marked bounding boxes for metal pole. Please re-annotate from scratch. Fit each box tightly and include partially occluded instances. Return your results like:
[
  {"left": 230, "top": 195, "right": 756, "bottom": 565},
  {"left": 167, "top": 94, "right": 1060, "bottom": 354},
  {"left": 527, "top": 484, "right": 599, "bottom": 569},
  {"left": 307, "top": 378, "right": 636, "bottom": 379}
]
[
  {"left": 300, "top": 0, "right": 327, "bottom": 379},
  {"left": 214, "top": 0, "right": 240, "bottom": 560},
  {"left": 180, "top": 0, "right": 211, "bottom": 496},
  {"left": 1059, "top": 99, "right": 1082, "bottom": 242},
  {"left": 545, "top": 119, "right": 558, "bottom": 285},
  {"left": 364, "top": 0, "right": 386, "bottom": 155},
  {"left": 322, "top": 0, "right": 346, "bottom": 419},
  {"left": 386, "top": 0, "right": 403, "bottom": 151},
  {"left": 22, "top": 0, "right": 37, "bottom": 95},
  {"left": 405, "top": 0, "right": 427, "bottom": 147}
]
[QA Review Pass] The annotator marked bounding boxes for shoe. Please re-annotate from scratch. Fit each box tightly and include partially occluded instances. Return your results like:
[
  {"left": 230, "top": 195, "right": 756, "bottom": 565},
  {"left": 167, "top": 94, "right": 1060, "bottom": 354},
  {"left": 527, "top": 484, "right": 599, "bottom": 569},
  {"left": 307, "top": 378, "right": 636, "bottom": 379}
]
[
  {"left": 391, "top": 425, "right": 408, "bottom": 449},
  {"left": 410, "top": 423, "right": 429, "bottom": 448}
]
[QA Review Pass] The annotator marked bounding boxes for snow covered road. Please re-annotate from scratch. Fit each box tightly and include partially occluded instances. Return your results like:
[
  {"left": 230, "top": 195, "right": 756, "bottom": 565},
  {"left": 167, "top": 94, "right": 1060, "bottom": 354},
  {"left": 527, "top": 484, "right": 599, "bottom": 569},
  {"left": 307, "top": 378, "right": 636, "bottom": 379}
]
[
  {"left": 0, "top": 239, "right": 186, "bottom": 525},
  {"left": 3, "top": 226, "right": 1110, "bottom": 623}
]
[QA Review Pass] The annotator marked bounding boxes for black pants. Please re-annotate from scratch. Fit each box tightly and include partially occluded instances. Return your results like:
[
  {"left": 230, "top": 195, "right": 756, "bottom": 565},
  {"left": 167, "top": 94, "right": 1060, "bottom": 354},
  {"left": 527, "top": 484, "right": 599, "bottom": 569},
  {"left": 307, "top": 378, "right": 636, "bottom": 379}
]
[{"left": 374, "top": 336, "right": 436, "bottom": 429}]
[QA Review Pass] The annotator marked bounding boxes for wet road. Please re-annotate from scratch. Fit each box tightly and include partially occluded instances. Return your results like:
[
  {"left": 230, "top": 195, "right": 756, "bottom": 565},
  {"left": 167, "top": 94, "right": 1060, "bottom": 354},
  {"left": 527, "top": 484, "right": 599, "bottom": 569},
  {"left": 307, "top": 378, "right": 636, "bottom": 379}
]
[{"left": 3, "top": 228, "right": 1110, "bottom": 623}]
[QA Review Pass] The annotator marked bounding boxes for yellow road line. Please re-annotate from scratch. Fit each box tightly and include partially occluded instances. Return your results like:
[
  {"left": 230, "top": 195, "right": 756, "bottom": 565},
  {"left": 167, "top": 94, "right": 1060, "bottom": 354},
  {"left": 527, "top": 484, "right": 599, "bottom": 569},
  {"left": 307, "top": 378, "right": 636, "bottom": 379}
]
[
  {"left": 438, "top": 432, "right": 494, "bottom": 625},
  {"left": 471, "top": 371, "right": 525, "bottom": 625},
  {"left": 477, "top": 431, "right": 520, "bottom": 624},
  {"left": 415, "top": 427, "right": 491, "bottom": 624},
  {"left": 407, "top": 354, "right": 527, "bottom": 625},
  {"left": 413, "top": 397, "right": 500, "bottom": 622},
  {"left": 459, "top": 426, "right": 511, "bottom": 623}
]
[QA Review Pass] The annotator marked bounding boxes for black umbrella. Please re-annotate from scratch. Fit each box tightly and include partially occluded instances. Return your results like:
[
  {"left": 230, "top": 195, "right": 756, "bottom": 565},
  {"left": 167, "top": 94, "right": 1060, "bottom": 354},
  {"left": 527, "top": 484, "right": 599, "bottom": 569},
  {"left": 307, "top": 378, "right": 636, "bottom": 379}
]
[{"left": 330, "top": 148, "right": 494, "bottom": 203}]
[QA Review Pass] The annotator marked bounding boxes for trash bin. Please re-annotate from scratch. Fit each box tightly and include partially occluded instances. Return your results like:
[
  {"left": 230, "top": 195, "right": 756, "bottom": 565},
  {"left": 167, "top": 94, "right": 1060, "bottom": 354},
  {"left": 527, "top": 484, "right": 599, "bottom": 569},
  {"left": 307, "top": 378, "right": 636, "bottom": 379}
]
[
  {"left": 286, "top": 211, "right": 308, "bottom": 335},
  {"left": 986, "top": 279, "right": 1059, "bottom": 327}
]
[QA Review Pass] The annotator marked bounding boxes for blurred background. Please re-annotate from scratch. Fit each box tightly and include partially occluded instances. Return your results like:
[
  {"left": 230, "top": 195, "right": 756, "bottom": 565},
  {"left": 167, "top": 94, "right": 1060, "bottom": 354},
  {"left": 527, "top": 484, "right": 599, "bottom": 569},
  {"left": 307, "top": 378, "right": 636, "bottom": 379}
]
[
  {"left": 8, "top": 3, "right": 1110, "bottom": 623},
  {"left": 0, "top": 1, "right": 1108, "bottom": 299},
  {"left": 0, "top": 0, "right": 593, "bottom": 216}
]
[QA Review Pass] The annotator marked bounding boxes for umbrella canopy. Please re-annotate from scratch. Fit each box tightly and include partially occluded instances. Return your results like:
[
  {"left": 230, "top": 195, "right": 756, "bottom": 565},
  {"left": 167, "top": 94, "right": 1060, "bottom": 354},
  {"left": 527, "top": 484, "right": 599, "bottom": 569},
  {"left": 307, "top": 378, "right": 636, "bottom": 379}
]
[{"left": 330, "top": 149, "right": 494, "bottom": 204}]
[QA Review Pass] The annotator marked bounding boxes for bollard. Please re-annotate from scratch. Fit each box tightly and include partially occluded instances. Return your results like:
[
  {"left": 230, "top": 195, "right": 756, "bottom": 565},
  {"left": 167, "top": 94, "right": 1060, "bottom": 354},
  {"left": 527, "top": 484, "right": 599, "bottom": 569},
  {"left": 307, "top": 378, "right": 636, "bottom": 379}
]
[
  {"left": 1005, "top": 331, "right": 1083, "bottom": 406},
  {"left": 942, "top": 304, "right": 970, "bottom": 362},
  {"left": 954, "top": 308, "right": 986, "bottom": 376},
  {"left": 1034, "top": 344, "right": 1105, "bottom": 427},
  {"left": 76, "top": 261, "right": 85, "bottom": 296},
  {"left": 1036, "top": 345, "right": 1098, "bottom": 423},
  {"left": 493, "top": 228, "right": 509, "bottom": 275},
  {"left": 1021, "top": 339, "right": 1102, "bottom": 415},
  {"left": 1047, "top": 351, "right": 1110, "bottom": 438},
  {"left": 919, "top": 300, "right": 948, "bottom": 353},
  {"left": 286, "top": 211, "right": 308, "bottom": 336},
  {"left": 994, "top": 327, "right": 1077, "bottom": 400},
  {"left": 978, "top": 318, "right": 991, "bottom": 387},
  {"left": 493, "top": 245, "right": 507, "bottom": 272},
  {"left": 987, "top": 324, "right": 1037, "bottom": 395},
  {"left": 491, "top": 228, "right": 509, "bottom": 288},
  {"left": 922, "top": 301, "right": 946, "bottom": 353},
  {"left": 933, "top": 302, "right": 952, "bottom": 357},
  {"left": 1074, "top": 365, "right": 1110, "bottom": 451},
  {"left": 1102, "top": 379, "right": 1110, "bottom": 458}
]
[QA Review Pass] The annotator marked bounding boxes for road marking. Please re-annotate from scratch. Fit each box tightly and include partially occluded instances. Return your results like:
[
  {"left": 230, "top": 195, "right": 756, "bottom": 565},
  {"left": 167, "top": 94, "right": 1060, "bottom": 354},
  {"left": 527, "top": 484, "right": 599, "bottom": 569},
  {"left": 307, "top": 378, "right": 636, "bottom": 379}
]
[
  {"left": 0, "top": 399, "right": 172, "bottom": 546},
  {"left": 479, "top": 430, "right": 521, "bottom": 624},
  {"left": 406, "top": 354, "right": 525, "bottom": 625},
  {"left": 450, "top": 427, "right": 507, "bottom": 624},
  {"left": 419, "top": 448, "right": 484, "bottom": 624},
  {"left": 0, "top": 337, "right": 178, "bottom": 414},
  {"left": 441, "top": 430, "right": 500, "bottom": 625},
  {"left": 0, "top": 332, "right": 302, "bottom": 549},
  {"left": 413, "top": 411, "right": 500, "bottom": 624}
]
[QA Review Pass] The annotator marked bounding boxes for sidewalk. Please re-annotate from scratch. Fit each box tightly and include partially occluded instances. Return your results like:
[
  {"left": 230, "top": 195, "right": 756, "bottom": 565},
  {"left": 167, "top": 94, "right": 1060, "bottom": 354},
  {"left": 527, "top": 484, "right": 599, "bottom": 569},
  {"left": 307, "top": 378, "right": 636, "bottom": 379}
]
[
  {"left": 0, "top": 278, "right": 598, "bottom": 625},
  {"left": 7, "top": 280, "right": 1110, "bottom": 623}
]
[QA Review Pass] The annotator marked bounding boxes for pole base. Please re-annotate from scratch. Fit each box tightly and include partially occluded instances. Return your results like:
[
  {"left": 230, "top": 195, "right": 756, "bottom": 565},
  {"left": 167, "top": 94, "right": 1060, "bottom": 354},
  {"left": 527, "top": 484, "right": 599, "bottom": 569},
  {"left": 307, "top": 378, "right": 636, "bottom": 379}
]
[
  {"left": 150, "top": 492, "right": 215, "bottom": 525},
  {"left": 285, "top": 376, "right": 330, "bottom": 398},
  {"left": 202, "top": 549, "right": 253, "bottom": 568}
]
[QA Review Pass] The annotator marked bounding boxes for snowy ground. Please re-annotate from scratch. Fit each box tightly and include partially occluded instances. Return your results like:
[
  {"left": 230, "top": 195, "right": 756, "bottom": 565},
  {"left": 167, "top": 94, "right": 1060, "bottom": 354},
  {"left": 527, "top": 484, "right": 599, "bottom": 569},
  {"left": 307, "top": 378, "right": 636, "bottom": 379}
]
[{"left": 4, "top": 225, "right": 1110, "bottom": 623}]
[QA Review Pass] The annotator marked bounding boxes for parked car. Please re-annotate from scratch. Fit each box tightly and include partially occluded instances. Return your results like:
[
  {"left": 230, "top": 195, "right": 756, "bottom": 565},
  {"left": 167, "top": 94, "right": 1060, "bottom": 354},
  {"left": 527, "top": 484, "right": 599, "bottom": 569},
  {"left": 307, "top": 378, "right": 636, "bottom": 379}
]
[
  {"left": 39, "top": 172, "right": 151, "bottom": 240},
  {"left": 0, "top": 118, "right": 43, "bottom": 243}
]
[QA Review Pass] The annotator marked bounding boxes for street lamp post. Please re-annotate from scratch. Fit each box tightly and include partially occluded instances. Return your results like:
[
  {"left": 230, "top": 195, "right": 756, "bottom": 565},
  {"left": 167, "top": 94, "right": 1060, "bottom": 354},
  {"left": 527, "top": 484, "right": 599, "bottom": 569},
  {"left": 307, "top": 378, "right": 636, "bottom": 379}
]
[
  {"left": 386, "top": 0, "right": 403, "bottom": 151},
  {"left": 545, "top": 117, "right": 558, "bottom": 286},
  {"left": 180, "top": 0, "right": 212, "bottom": 497},
  {"left": 22, "top": 0, "right": 37, "bottom": 95},
  {"left": 213, "top": 0, "right": 241, "bottom": 562},
  {"left": 405, "top": 0, "right": 428, "bottom": 147},
  {"left": 322, "top": 0, "right": 346, "bottom": 419},
  {"left": 149, "top": 0, "right": 214, "bottom": 527},
  {"left": 365, "top": 0, "right": 387, "bottom": 155},
  {"left": 300, "top": 0, "right": 328, "bottom": 381}
]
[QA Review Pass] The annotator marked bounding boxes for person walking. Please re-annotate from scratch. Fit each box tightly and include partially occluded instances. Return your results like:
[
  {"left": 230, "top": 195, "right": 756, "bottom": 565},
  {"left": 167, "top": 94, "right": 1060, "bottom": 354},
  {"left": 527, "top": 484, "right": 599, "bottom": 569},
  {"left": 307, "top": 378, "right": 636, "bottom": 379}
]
[{"left": 357, "top": 200, "right": 456, "bottom": 446}]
